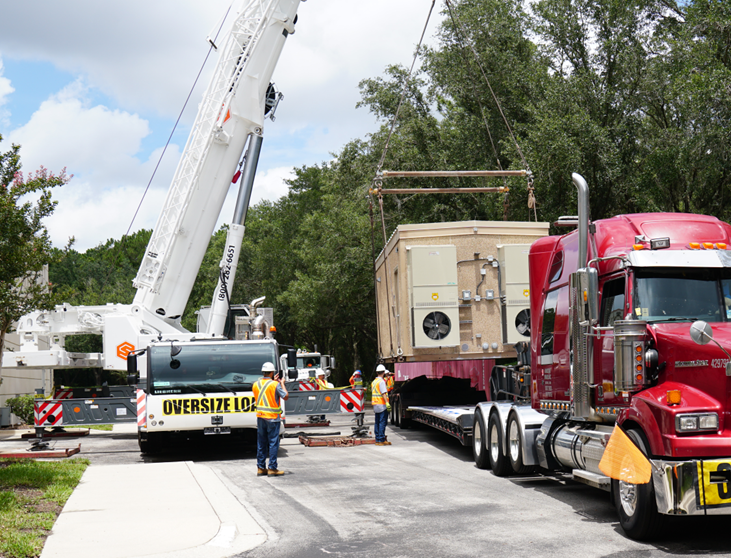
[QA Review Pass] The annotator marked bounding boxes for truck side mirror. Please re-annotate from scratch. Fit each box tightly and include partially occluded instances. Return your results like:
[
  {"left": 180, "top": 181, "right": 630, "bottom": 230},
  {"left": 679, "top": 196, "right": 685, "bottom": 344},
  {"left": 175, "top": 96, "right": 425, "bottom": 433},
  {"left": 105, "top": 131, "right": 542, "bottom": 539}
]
[
  {"left": 287, "top": 348, "right": 297, "bottom": 369},
  {"left": 127, "top": 353, "right": 138, "bottom": 385},
  {"left": 330, "top": 357, "right": 335, "bottom": 370},
  {"left": 690, "top": 320, "right": 713, "bottom": 345},
  {"left": 575, "top": 268, "right": 599, "bottom": 325}
]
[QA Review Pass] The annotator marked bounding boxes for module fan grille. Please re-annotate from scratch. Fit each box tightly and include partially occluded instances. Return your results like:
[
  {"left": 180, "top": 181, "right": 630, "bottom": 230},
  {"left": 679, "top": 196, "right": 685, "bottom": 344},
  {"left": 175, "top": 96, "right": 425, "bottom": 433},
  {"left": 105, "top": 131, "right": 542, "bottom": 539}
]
[{"left": 423, "top": 311, "right": 452, "bottom": 340}]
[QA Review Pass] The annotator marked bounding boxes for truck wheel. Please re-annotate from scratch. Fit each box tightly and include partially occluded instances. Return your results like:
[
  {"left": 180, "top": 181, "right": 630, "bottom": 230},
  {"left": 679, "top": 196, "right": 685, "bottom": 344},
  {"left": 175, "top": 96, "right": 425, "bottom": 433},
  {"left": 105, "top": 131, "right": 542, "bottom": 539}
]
[
  {"left": 507, "top": 413, "right": 535, "bottom": 474},
  {"left": 611, "top": 428, "right": 664, "bottom": 540},
  {"left": 390, "top": 398, "right": 399, "bottom": 427},
  {"left": 472, "top": 409, "right": 490, "bottom": 469},
  {"left": 488, "top": 412, "right": 511, "bottom": 477}
]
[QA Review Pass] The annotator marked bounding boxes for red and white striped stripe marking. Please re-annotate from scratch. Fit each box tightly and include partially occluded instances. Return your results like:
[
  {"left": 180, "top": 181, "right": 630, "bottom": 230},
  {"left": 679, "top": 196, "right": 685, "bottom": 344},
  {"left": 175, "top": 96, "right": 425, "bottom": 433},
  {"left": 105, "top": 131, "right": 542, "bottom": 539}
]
[
  {"left": 53, "top": 388, "right": 74, "bottom": 400},
  {"left": 340, "top": 389, "right": 364, "bottom": 413},
  {"left": 136, "top": 389, "right": 147, "bottom": 427},
  {"left": 298, "top": 381, "right": 316, "bottom": 391},
  {"left": 34, "top": 400, "right": 63, "bottom": 427}
]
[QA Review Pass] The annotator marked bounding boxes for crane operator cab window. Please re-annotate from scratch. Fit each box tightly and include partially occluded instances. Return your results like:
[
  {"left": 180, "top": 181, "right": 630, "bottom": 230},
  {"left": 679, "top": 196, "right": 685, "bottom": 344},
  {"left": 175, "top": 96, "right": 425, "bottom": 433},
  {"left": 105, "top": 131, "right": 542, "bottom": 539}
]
[{"left": 633, "top": 268, "right": 731, "bottom": 322}]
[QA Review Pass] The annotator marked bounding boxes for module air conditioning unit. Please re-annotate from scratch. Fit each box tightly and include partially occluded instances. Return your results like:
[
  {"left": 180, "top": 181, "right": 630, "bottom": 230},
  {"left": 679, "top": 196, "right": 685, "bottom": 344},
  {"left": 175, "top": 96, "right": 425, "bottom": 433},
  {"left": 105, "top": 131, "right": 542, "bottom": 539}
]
[
  {"left": 408, "top": 245, "right": 460, "bottom": 348},
  {"left": 498, "top": 244, "right": 531, "bottom": 344}
]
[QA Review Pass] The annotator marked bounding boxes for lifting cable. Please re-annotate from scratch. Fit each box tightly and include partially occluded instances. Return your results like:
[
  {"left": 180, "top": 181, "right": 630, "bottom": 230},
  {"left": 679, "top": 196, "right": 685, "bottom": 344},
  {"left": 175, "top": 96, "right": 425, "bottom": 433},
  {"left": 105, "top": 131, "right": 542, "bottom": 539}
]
[
  {"left": 443, "top": 0, "right": 537, "bottom": 221},
  {"left": 370, "top": 0, "right": 436, "bottom": 360},
  {"left": 125, "top": 5, "right": 233, "bottom": 238}
]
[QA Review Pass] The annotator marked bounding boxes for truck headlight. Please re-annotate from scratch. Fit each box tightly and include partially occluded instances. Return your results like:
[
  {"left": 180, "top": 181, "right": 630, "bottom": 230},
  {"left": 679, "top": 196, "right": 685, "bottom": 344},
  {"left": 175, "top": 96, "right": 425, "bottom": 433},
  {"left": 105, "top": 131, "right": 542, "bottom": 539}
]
[{"left": 676, "top": 412, "right": 719, "bottom": 433}]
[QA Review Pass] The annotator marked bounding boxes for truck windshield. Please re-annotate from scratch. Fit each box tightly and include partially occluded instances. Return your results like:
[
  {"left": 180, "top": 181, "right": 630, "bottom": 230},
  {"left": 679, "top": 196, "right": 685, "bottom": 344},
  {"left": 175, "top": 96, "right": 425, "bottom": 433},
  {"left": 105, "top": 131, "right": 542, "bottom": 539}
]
[
  {"left": 633, "top": 268, "right": 731, "bottom": 322},
  {"left": 297, "top": 356, "right": 320, "bottom": 369},
  {"left": 148, "top": 342, "right": 277, "bottom": 395}
]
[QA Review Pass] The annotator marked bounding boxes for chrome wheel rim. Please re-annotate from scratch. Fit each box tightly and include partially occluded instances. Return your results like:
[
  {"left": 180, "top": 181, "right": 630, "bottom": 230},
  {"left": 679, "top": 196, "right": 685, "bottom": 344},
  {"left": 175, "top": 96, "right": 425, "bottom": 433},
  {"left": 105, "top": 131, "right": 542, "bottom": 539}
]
[
  {"left": 474, "top": 418, "right": 482, "bottom": 456},
  {"left": 619, "top": 480, "right": 638, "bottom": 516},
  {"left": 508, "top": 420, "right": 520, "bottom": 463},
  {"left": 490, "top": 422, "right": 500, "bottom": 462}
]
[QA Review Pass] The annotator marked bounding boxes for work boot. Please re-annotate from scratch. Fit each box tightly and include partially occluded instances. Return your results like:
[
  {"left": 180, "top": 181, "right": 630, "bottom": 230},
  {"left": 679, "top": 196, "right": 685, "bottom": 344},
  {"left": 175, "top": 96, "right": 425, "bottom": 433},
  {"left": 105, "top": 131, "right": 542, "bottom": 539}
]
[
  {"left": 381, "top": 441, "right": 392, "bottom": 445},
  {"left": 267, "top": 468, "right": 285, "bottom": 476},
  {"left": 257, "top": 468, "right": 267, "bottom": 477},
  {"left": 375, "top": 442, "right": 386, "bottom": 446}
]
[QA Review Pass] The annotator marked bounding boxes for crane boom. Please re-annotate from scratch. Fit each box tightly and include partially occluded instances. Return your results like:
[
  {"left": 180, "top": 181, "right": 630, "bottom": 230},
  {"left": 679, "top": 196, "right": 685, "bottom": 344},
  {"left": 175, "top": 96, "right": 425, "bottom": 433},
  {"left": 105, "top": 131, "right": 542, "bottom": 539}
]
[
  {"left": 133, "top": 0, "right": 300, "bottom": 323},
  {"left": 3, "top": 0, "right": 302, "bottom": 373}
]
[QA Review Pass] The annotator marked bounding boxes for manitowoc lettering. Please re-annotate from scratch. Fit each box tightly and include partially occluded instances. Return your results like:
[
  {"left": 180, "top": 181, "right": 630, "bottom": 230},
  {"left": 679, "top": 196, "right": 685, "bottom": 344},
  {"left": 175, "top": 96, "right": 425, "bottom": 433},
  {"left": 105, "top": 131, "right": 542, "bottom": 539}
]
[{"left": 162, "top": 396, "right": 256, "bottom": 415}]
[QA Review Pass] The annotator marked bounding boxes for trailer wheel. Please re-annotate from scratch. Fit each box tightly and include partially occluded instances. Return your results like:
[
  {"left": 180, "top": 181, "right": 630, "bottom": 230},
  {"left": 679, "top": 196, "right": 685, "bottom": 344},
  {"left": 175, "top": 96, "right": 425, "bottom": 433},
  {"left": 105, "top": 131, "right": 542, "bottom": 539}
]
[
  {"left": 488, "top": 412, "right": 511, "bottom": 477},
  {"left": 391, "top": 397, "right": 400, "bottom": 427},
  {"left": 611, "top": 428, "right": 664, "bottom": 541},
  {"left": 507, "top": 413, "right": 534, "bottom": 474},
  {"left": 472, "top": 409, "right": 490, "bottom": 469}
]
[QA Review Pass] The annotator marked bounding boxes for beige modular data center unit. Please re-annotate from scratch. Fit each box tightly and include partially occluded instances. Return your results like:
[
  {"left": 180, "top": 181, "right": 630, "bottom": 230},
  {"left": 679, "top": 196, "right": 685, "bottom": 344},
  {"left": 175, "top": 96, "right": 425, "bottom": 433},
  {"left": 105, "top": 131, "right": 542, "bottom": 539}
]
[{"left": 375, "top": 221, "right": 549, "bottom": 363}]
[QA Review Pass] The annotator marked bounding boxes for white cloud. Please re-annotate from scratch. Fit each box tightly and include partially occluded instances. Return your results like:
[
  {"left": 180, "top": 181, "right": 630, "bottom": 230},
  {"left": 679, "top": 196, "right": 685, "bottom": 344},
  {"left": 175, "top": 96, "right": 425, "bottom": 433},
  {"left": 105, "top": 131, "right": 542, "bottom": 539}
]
[
  {"left": 0, "top": 59, "right": 14, "bottom": 125},
  {"left": 8, "top": 80, "right": 151, "bottom": 182}
]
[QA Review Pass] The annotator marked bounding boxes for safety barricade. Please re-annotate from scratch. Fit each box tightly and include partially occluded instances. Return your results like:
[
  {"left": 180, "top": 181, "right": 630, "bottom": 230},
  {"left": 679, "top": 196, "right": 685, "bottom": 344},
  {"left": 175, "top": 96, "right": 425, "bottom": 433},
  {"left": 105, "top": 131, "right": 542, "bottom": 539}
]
[
  {"left": 285, "top": 388, "right": 365, "bottom": 415},
  {"left": 34, "top": 397, "right": 138, "bottom": 427}
]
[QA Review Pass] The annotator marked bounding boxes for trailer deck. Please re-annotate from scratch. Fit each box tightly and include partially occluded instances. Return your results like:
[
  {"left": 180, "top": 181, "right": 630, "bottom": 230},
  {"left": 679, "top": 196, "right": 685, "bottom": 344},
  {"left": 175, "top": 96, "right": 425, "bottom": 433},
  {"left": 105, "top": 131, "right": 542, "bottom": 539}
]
[{"left": 407, "top": 405, "right": 475, "bottom": 445}]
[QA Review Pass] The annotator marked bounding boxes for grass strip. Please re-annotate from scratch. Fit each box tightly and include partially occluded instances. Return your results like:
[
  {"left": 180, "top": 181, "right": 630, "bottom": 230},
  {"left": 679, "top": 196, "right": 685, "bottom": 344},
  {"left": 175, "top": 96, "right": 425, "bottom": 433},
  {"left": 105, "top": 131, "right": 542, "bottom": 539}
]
[{"left": 0, "top": 458, "right": 89, "bottom": 558}]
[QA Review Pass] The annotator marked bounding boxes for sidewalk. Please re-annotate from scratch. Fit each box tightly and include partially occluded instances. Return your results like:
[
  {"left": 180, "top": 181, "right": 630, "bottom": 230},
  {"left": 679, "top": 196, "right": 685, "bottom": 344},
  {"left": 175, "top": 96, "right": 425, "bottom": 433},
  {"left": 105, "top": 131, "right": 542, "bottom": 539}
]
[{"left": 1, "top": 425, "right": 268, "bottom": 558}]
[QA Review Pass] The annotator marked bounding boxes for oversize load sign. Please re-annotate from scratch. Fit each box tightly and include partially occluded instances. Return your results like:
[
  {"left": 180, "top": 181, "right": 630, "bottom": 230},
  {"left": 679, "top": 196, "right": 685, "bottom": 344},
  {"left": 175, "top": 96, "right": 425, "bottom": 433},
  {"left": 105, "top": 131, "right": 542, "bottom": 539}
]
[{"left": 162, "top": 396, "right": 256, "bottom": 415}]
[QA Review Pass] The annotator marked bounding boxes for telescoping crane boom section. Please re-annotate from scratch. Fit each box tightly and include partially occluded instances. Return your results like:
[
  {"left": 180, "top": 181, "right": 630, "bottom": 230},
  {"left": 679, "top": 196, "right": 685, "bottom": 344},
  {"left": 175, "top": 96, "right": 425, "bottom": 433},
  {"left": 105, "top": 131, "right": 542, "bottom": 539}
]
[{"left": 134, "top": 0, "right": 300, "bottom": 331}]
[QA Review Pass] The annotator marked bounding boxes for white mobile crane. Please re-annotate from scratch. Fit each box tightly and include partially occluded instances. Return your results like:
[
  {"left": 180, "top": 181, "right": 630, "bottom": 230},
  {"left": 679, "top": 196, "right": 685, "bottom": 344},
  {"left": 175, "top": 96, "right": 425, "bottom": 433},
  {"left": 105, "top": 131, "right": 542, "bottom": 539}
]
[{"left": 2, "top": 0, "right": 303, "bottom": 452}]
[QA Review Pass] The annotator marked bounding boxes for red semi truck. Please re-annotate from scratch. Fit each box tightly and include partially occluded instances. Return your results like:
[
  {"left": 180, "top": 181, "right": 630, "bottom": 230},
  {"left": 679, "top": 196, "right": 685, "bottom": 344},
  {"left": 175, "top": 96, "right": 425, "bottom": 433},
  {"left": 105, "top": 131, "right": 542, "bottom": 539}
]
[{"left": 472, "top": 173, "right": 731, "bottom": 540}]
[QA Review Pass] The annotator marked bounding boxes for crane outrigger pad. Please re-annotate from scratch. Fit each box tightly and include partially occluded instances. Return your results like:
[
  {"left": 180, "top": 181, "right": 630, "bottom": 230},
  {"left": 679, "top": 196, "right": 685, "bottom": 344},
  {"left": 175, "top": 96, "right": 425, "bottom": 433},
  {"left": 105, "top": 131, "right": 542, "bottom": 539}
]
[{"left": 299, "top": 435, "right": 377, "bottom": 447}]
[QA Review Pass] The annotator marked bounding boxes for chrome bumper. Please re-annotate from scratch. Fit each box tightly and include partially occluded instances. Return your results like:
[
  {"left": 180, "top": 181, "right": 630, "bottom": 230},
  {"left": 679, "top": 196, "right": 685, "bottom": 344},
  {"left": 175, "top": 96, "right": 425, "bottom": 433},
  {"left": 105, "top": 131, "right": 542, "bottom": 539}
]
[{"left": 652, "top": 458, "right": 731, "bottom": 515}]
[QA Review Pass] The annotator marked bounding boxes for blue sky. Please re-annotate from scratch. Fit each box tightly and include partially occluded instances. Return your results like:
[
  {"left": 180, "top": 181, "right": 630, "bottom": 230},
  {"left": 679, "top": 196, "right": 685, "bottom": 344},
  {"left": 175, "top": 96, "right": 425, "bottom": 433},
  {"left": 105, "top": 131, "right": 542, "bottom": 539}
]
[{"left": 0, "top": 1, "right": 440, "bottom": 251}]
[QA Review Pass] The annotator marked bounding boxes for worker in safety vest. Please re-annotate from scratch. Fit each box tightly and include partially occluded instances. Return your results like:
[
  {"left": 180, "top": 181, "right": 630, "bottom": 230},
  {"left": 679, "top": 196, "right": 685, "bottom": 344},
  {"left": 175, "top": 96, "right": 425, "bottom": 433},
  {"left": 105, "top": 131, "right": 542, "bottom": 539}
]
[
  {"left": 253, "top": 362, "right": 289, "bottom": 476},
  {"left": 349, "top": 369, "right": 363, "bottom": 388},
  {"left": 371, "top": 364, "right": 391, "bottom": 445},
  {"left": 314, "top": 369, "right": 331, "bottom": 390},
  {"left": 385, "top": 370, "right": 395, "bottom": 395}
]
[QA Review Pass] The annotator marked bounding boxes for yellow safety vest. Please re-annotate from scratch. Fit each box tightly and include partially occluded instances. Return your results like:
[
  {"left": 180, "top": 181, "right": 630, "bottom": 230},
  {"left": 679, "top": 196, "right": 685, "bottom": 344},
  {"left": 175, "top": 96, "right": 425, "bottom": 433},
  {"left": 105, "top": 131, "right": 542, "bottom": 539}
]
[
  {"left": 350, "top": 375, "right": 363, "bottom": 388},
  {"left": 315, "top": 377, "right": 329, "bottom": 390},
  {"left": 371, "top": 378, "right": 386, "bottom": 405},
  {"left": 253, "top": 378, "right": 282, "bottom": 420}
]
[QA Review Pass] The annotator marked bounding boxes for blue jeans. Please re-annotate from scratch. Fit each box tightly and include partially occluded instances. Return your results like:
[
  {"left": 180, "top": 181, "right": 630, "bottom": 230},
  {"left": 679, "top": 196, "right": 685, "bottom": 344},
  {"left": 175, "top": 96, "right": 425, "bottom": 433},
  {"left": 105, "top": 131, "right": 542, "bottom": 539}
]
[
  {"left": 257, "top": 418, "right": 281, "bottom": 470},
  {"left": 374, "top": 410, "right": 388, "bottom": 442}
]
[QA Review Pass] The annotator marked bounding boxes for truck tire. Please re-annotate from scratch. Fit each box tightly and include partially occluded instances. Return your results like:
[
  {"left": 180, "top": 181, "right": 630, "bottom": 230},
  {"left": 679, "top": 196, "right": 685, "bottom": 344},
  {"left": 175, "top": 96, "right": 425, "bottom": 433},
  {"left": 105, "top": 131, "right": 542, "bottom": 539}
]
[
  {"left": 507, "top": 413, "right": 535, "bottom": 474},
  {"left": 472, "top": 409, "right": 490, "bottom": 469},
  {"left": 611, "top": 428, "right": 664, "bottom": 540},
  {"left": 391, "top": 397, "right": 400, "bottom": 427},
  {"left": 488, "top": 412, "right": 511, "bottom": 477}
]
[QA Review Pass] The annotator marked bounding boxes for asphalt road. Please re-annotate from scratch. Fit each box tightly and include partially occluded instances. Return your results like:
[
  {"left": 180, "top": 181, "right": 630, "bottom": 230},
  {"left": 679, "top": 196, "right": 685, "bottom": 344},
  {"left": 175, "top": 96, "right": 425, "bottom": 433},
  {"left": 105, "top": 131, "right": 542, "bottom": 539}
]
[{"left": 11, "top": 415, "right": 731, "bottom": 558}]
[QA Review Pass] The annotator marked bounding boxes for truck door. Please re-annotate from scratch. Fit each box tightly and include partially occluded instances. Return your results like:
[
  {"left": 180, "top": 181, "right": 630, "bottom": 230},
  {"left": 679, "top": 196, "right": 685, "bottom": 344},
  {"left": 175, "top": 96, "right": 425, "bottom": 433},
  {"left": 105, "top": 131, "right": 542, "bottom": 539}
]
[{"left": 595, "top": 275, "right": 626, "bottom": 405}]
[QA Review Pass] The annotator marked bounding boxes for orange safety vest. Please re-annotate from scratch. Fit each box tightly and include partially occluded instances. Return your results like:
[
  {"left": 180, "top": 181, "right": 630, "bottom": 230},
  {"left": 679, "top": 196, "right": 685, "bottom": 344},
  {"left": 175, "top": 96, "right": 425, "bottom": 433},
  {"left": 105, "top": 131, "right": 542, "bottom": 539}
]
[
  {"left": 315, "top": 377, "right": 329, "bottom": 390},
  {"left": 386, "top": 376, "right": 394, "bottom": 392},
  {"left": 371, "top": 377, "right": 387, "bottom": 405},
  {"left": 253, "top": 378, "right": 282, "bottom": 420}
]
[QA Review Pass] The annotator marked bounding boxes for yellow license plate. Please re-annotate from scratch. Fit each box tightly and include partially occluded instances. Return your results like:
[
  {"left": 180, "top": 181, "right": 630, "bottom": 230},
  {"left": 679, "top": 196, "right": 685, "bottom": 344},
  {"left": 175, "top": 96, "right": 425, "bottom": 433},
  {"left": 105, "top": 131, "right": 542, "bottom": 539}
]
[{"left": 697, "top": 459, "right": 731, "bottom": 508}]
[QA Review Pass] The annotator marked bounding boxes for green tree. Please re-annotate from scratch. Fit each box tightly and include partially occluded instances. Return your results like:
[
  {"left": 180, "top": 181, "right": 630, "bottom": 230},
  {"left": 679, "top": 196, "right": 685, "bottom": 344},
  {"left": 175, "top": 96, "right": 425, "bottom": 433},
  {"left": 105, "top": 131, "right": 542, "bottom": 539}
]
[{"left": 0, "top": 136, "right": 69, "bottom": 378}]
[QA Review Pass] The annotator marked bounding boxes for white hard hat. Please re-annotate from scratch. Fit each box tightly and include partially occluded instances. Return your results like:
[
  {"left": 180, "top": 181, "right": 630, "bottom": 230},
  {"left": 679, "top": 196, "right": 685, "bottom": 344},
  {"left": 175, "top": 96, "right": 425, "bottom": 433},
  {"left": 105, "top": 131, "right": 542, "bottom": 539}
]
[
  {"left": 316, "top": 369, "right": 325, "bottom": 376},
  {"left": 261, "top": 362, "right": 276, "bottom": 373},
  {"left": 376, "top": 364, "right": 386, "bottom": 373}
]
